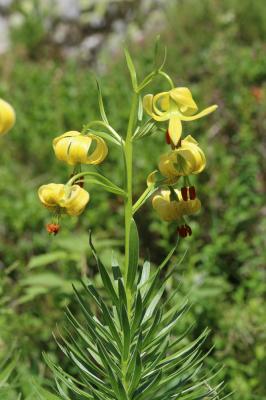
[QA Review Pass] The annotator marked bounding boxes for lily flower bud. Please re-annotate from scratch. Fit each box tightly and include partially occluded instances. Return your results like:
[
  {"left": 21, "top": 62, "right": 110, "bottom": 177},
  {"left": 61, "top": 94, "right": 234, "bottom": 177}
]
[{"left": 0, "top": 98, "right": 16, "bottom": 136}]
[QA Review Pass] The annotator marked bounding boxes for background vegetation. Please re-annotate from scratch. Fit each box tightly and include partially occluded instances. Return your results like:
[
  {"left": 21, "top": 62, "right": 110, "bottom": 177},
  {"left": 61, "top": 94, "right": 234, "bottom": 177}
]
[{"left": 0, "top": 0, "right": 265, "bottom": 399}]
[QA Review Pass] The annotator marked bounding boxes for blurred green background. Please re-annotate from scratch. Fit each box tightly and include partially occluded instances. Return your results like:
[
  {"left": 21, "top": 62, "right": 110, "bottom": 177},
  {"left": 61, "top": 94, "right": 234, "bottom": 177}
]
[{"left": 0, "top": 0, "right": 265, "bottom": 398}]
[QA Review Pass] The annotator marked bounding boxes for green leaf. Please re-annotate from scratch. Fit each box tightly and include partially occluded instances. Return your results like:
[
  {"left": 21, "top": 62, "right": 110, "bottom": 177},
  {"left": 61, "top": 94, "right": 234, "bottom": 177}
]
[
  {"left": 35, "top": 386, "right": 62, "bottom": 400},
  {"left": 118, "top": 278, "right": 127, "bottom": 308},
  {"left": 89, "top": 232, "right": 119, "bottom": 308},
  {"left": 126, "top": 219, "right": 139, "bottom": 289},
  {"left": 95, "top": 78, "right": 109, "bottom": 124},
  {"left": 131, "top": 290, "right": 143, "bottom": 336},
  {"left": 27, "top": 251, "right": 67, "bottom": 269},
  {"left": 0, "top": 354, "right": 18, "bottom": 387},
  {"left": 128, "top": 352, "right": 142, "bottom": 395},
  {"left": 99, "top": 299, "right": 123, "bottom": 350},
  {"left": 121, "top": 304, "right": 131, "bottom": 361},
  {"left": 124, "top": 48, "right": 138, "bottom": 90}
]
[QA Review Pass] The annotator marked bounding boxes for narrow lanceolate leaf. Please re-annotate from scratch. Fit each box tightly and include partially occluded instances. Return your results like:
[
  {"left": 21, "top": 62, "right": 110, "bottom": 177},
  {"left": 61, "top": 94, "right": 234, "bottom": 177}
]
[
  {"left": 124, "top": 48, "right": 138, "bottom": 91},
  {"left": 142, "top": 284, "right": 165, "bottom": 323},
  {"left": 121, "top": 304, "right": 131, "bottom": 361},
  {"left": 126, "top": 218, "right": 139, "bottom": 289},
  {"left": 118, "top": 278, "right": 127, "bottom": 308},
  {"left": 112, "top": 254, "right": 122, "bottom": 281},
  {"left": 133, "top": 370, "right": 162, "bottom": 400},
  {"left": 129, "top": 352, "right": 142, "bottom": 395},
  {"left": 131, "top": 290, "right": 143, "bottom": 336},
  {"left": 95, "top": 78, "right": 109, "bottom": 124},
  {"left": 0, "top": 354, "right": 18, "bottom": 387},
  {"left": 126, "top": 330, "right": 142, "bottom": 381},
  {"left": 89, "top": 232, "right": 119, "bottom": 308},
  {"left": 99, "top": 300, "right": 123, "bottom": 350}
]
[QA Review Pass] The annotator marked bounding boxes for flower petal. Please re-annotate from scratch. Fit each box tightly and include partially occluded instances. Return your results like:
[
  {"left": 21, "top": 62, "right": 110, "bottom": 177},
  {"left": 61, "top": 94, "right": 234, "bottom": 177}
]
[
  {"left": 169, "top": 88, "right": 198, "bottom": 116},
  {"left": 153, "top": 92, "right": 170, "bottom": 114},
  {"left": 38, "top": 183, "right": 65, "bottom": 209},
  {"left": 143, "top": 94, "right": 154, "bottom": 116},
  {"left": 168, "top": 114, "right": 182, "bottom": 145},
  {"left": 180, "top": 105, "right": 218, "bottom": 121},
  {"left": 60, "top": 185, "right": 90, "bottom": 216}
]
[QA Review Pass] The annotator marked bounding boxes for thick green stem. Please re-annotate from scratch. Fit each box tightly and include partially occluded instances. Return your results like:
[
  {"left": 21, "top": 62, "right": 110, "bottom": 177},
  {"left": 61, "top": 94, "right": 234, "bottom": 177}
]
[{"left": 124, "top": 93, "right": 138, "bottom": 285}]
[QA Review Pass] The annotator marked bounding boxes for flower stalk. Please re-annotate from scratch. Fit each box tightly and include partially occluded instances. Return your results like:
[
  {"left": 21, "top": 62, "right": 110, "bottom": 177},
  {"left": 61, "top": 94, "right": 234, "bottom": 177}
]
[{"left": 124, "top": 92, "right": 138, "bottom": 297}]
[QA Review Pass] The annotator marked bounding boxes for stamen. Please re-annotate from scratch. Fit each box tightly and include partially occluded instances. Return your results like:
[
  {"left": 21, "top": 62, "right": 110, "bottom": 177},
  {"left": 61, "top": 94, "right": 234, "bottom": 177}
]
[
  {"left": 178, "top": 225, "right": 188, "bottom": 238},
  {"left": 165, "top": 129, "right": 171, "bottom": 145},
  {"left": 185, "top": 224, "right": 192, "bottom": 236},
  {"left": 181, "top": 187, "right": 188, "bottom": 201},
  {"left": 189, "top": 186, "right": 196, "bottom": 200},
  {"left": 46, "top": 223, "right": 60, "bottom": 235}
]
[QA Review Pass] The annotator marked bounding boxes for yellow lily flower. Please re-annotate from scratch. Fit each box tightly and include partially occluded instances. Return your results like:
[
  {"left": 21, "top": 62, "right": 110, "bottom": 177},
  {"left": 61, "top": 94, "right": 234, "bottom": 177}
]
[
  {"left": 159, "top": 135, "right": 206, "bottom": 182},
  {"left": 0, "top": 98, "right": 16, "bottom": 136},
  {"left": 53, "top": 131, "right": 108, "bottom": 166},
  {"left": 152, "top": 189, "right": 201, "bottom": 222},
  {"left": 143, "top": 87, "right": 217, "bottom": 145},
  {"left": 38, "top": 183, "right": 90, "bottom": 216}
]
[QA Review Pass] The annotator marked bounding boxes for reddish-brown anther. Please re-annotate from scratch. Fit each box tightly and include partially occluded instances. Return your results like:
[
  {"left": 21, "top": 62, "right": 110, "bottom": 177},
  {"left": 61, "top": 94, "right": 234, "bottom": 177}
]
[
  {"left": 165, "top": 130, "right": 171, "bottom": 145},
  {"left": 185, "top": 224, "right": 192, "bottom": 236},
  {"left": 189, "top": 186, "right": 196, "bottom": 200},
  {"left": 46, "top": 223, "right": 60, "bottom": 235},
  {"left": 181, "top": 187, "right": 188, "bottom": 201},
  {"left": 178, "top": 225, "right": 188, "bottom": 238}
]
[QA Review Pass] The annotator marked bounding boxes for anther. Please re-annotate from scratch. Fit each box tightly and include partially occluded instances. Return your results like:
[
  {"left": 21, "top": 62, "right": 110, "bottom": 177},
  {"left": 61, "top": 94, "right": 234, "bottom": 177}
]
[
  {"left": 181, "top": 187, "right": 188, "bottom": 201},
  {"left": 189, "top": 186, "right": 196, "bottom": 200},
  {"left": 178, "top": 225, "right": 188, "bottom": 238},
  {"left": 165, "top": 130, "right": 171, "bottom": 145},
  {"left": 46, "top": 223, "right": 60, "bottom": 235},
  {"left": 185, "top": 224, "right": 192, "bottom": 236}
]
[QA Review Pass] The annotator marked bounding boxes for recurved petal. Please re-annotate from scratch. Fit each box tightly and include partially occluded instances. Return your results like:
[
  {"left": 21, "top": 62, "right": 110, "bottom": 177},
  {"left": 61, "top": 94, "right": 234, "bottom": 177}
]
[
  {"left": 143, "top": 94, "right": 154, "bottom": 116},
  {"left": 85, "top": 135, "right": 108, "bottom": 164},
  {"left": 159, "top": 152, "right": 178, "bottom": 177},
  {"left": 53, "top": 131, "right": 82, "bottom": 165},
  {"left": 153, "top": 92, "right": 170, "bottom": 114},
  {"left": 68, "top": 136, "right": 92, "bottom": 165},
  {"left": 182, "top": 134, "right": 198, "bottom": 145},
  {"left": 169, "top": 88, "right": 198, "bottom": 116},
  {"left": 180, "top": 105, "right": 218, "bottom": 121},
  {"left": 38, "top": 183, "right": 65, "bottom": 208},
  {"left": 53, "top": 131, "right": 80, "bottom": 147},
  {"left": 60, "top": 185, "right": 90, "bottom": 216},
  {"left": 182, "top": 198, "right": 201, "bottom": 215}
]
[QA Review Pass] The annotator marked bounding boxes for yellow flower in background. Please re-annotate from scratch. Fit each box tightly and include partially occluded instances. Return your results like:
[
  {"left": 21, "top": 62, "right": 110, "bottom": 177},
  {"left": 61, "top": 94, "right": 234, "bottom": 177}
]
[
  {"left": 152, "top": 189, "right": 201, "bottom": 222},
  {"left": 38, "top": 183, "right": 90, "bottom": 216},
  {"left": 159, "top": 135, "right": 206, "bottom": 182},
  {"left": 0, "top": 98, "right": 16, "bottom": 136},
  {"left": 53, "top": 131, "right": 108, "bottom": 166},
  {"left": 143, "top": 87, "right": 217, "bottom": 145}
]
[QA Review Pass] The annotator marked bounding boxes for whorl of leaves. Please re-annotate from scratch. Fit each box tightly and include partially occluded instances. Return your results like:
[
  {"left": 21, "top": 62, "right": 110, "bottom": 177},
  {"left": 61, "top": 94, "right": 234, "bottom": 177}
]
[{"left": 45, "top": 225, "right": 226, "bottom": 400}]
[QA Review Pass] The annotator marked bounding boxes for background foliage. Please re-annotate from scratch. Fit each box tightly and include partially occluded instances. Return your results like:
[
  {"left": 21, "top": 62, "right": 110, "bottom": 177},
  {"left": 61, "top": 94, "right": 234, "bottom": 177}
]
[{"left": 0, "top": 0, "right": 265, "bottom": 399}]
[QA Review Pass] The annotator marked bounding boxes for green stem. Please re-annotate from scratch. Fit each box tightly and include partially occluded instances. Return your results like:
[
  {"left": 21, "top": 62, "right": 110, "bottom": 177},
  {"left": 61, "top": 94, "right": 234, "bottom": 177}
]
[{"left": 124, "top": 93, "right": 138, "bottom": 286}]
